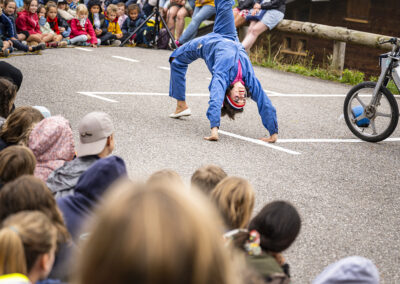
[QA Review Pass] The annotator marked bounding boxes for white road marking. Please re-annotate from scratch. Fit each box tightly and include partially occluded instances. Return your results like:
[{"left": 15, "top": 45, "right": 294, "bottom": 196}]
[
  {"left": 74, "top": 47, "right": 93, "bottom": 52},
  {"left": 77, "top": 91, "right": 209, "bottom": 97},
  {"left": 78, "top": 92, "right": 118, "bottom": 103},
  {"left": 218, "top": 130, "right": 301, "bottom": 155},
  {"left": 278, "top": 138, "right": 400, "bottom": 143},
  {"left": 158, "top": 66, "right": 170, "bottom": 71},
  {"left": 112, "top": 55, "right": 139, "bottom": 63}
]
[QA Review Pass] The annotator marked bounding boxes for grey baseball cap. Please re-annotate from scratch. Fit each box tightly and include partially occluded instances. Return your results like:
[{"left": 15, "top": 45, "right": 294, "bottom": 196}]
[{"left": 76, "top": 112, "right": 114, "bottom": 157}]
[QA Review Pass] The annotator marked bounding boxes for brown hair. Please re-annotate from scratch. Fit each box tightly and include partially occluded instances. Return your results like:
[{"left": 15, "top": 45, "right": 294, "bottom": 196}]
[
  {"left": 106, "top": 3, "right": 117, "bottom": 14},
  {"left": 0, "top": 106, "right": 44, "bottom": 145},
  {"left": 0, "top": 146, "right": 36, "bottom": 184},
  {"left": 4, "top": 0, "right": 17, "bottom": 15},
  {"left": 127, "top": 3, "right": 139, "bottom": 13},
  {"left": 116, "top": 2, "right": 125, "bottom": 8},
  {"left": 191, "top": 165, "right": 227, "bottom": 195},
  {"left": 211, "top": 177, "right": 255, "bottom": 230},
  {"left": 46, "top": 2, "right": 57, "bottom": 13},
  {"left": 37, "top": 3, "right": 45, "bottom": 13},
  {"left": 23, "top": 0, "right": 36, "bottom": 10},
  {"left": 146, "top": 169, "right": 185, "bottom": 189},
  {"left": 75, "top": 181, "right": 240, "bottom": 284},
  {"left": 0, "top": 211, "right": 57, "bottom": 274},
  {"left": 0, "top": 77, "right": 17, "bottom": 119},
  {"left": 0, "top": 175, "right": 70, "bottom": 245}
]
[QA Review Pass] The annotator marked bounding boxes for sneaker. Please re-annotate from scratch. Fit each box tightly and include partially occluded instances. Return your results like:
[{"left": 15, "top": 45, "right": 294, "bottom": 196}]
[
  {"left": 8, "top": 47, "right": 14, "bottom": 53},
  {"left": 58, "top": 41, "right": 67, "bottom": 48},
  {"left": 32, "top": 43, "right": 46, "bottom": 52},
  {"left": 175, "top": 40, "right": 181, "bottom": 47},
  {"left": 48, "top": 42, "right": 58, "bottom": 48},
  {"left": 112, "top": 40, "right": 121, "bottom": 46},
  {"left": 22, "top": 40, "right": 28, "bottom": 45}
]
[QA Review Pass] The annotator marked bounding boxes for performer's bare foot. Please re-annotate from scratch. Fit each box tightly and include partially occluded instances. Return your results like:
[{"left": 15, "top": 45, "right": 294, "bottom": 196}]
[
  {"left": 204, "top": 127, "right": 219, "bottom": 141},
  {"left": 260, "top": 133, "right": 278, "bottom": 143}
]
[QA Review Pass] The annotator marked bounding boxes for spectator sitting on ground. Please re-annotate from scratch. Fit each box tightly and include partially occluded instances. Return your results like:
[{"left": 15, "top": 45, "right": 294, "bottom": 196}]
[
  {"left": 47, "top": 111, "right": 115, "bottom": 199},
  {"left": 0, "top": 61, "right": 23, "bottom": 120},
  {"left": 28, "top": 116, "right": 75, "bottom": 182},
  {"left": 233, "top": 0, "right": 253, "bottom": 27},
  {"left": 211, "top": 176, "right": 255, "bottom": 230},
  {"left": 0, "top": 106, "right": 44, "bottom": 151},
  {"left": 312, "top": 256, "right": 379, "bottom": 284},
  {"left": 0, "top": 145, "right": 36, "bottom": 189},
  {"left": 87, "top": 0, "right": 114, "bottom": 46},
  {"left": 68, "top": 4, "right": 99, "bottom": 47},
  {"left": 57, "top": 156, "right": 127, "bottom": 242},
  {"left": 74, "top": 178, "right": 240, "bottom": 284},
  {"left": 57, "top": 0, "right": 75, "bottom": 21},
  {"left": 116, "top": 2, "right": 127, "bottom": 28},
  {"left": 37, "top": 4, "right": 67, "bottom": 47},
  {"left": 104, "top": 4, "right": 123, "bottom": 45},
  {"left": 0, "top": 77, "right": 17, "bottom": 126},
  {"left": 0, "top": 175, "right": 71, "bottom": 282},
  {"left": 191, "top": 164, "right": 227, "bottom": 195},
  {"left": 0, "top": 211, "right": 57, "bottom": 284},
  {"left": 120, "top": 4, "right": 148, "bottom": 45},
  {"left": 45, "top": 2, "right": 72, "bottom": 40}
]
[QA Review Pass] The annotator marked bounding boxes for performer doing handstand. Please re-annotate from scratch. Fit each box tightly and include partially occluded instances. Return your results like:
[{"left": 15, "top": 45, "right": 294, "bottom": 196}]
[{"left": 169, "top": 0, "right": 278, "bottom": 142}]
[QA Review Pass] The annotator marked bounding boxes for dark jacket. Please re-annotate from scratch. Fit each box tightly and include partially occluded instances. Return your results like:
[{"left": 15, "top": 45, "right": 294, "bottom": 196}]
[
  {"left": 88, "top": 12, "right": 108, "bottom": 34},
  {"left": 237, "top": 0, "right": 254, "bottom": 11},
  {"left": 0, "top": 137, "right": 13, "bottom": 152},
  {"left": 248, "top": 253, "right": 290, "bottom": 284},
  {"left": 0, "top": 13, "right": 14, "bottom": 40},
  {"left": 47, "top": 155, "right": 100, "bottom": 199},
  {"left": 57, "top": 156, "right": 127, "bottom": 242},
  {"left": 255, "top": 0, "right": 285, "bottom": 14},
  {"left": 4, "top": 13, "right": 18, "bottom": 39},
  {"left": 121, "top": 14, "right": 146, "bottom": 34},
  {"left": 0, "top": 61, "right": 23, "bottom": 90}
]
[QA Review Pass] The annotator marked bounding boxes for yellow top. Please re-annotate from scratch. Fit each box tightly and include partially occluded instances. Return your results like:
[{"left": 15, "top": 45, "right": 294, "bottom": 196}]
[
  {"left": 0, "top": 273, "right": 30, "bottom": 284},
  {"left": 107, "top": 20, "right": 122, "bottom": 35},
  {"left": 195, "top": 0, "right": 215, "bottom": 7}
]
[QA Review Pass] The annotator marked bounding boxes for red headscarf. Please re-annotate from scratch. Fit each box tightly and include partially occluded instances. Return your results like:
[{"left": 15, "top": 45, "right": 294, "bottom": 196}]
[{"left": 47, "top": 16, "right": 60, "bottom": 34}]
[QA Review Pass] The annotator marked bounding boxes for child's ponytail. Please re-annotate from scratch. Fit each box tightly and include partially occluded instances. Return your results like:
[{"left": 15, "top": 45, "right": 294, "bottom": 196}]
[{"left": 0, "top": 226, "right": 27, "bottom": 275}]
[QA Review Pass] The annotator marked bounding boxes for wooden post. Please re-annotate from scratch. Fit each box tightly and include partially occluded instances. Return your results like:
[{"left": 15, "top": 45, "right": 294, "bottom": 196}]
[{"left": 331, "top": 41, "right": 346, "bottom": 73}]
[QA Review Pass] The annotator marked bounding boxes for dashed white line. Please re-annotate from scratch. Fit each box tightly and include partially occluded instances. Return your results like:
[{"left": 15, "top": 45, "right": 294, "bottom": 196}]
[
  {"left": 112, "top": 55, "right": 139, "bottom": 63},
  {"left": 158, "top": 66, "right": 170, "bottom": 71},
  {"left": 74, "top": 47, "right": 93, "bottom": 52},
  {"left": 277, "top": 138, "right": 400, "bottom": 143},
  {"left": 218, "top": 130, "right": 301, "bottom": 155},
  {"left": 78, "top": 92, "right": 118, "bottom": 103}
]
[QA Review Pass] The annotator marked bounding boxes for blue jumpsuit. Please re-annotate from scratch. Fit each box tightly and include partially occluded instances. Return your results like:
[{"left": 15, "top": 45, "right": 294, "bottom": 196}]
[{"left": 169, "top": 0, "right": 278, "bottom": 135}]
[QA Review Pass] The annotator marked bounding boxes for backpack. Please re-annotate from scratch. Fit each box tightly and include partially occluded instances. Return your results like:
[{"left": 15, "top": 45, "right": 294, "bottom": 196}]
[{"left": 157, "top": 28, "right": 170, "bottom": 49}]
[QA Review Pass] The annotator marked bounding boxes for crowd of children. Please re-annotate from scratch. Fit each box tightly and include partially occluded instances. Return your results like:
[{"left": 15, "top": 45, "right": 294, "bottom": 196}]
[{"left": 0, "top": 61, "right": 382, "bottom": 284}]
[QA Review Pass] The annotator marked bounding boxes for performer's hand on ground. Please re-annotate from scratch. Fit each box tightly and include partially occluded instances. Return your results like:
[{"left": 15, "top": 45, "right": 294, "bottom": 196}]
[
  {"left": 204, "top": 127, "right": 219, "bottom": 141},
  {"left": 260, "top": 133, "right": 278, "bottom": 143}
]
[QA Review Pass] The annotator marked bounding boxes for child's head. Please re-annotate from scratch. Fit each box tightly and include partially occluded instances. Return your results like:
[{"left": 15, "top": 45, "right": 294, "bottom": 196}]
[
  {"left": 23, "top": 0, "right": 38, "bottom": 13},
  {"left": 106, "top": 4, "right": 117, "bottom": 21},
  {"left": 249, "top": 201, "right": 301, "bottom": 253},
  {"left": 87, "top": 0, "right": 101, "bottom": 14},
  {"left": 0, "top": 146, "right": 36, "bottom": 185},
  {"left": 57, "top": 0, "right": 67, "bottom": 10},
  {"left": 127, "top": 3, "right": 139, "bottom": 20},
  {"left": 76, "top": 3, "right": 88, "bottom": 19},
  {"left": 191, "top": 164, "right": 227, "bottom": 195},
  {"left": 146, "top": 169, "right": 185, "bottom": 189},
  {"left": 0, "top": 175, "right": 70, "bottom": 245},
  {"left": 0, "top": 106, "right": 44, "bottom": 146},
  {"left": 0, "top": 77, "right": 17, "bottom": 119},
  {"left": 0, "top": 211, "right": 57, "bottom": 279},
  {"left": 4, "top": 0, "right": 16, "bottom": 15},
  {"left": 46, "top": 3, "right": 57, "bottom": 19},
  {"left": 116, "top": 2, "right": 125, "bottom": 16},
  {"left": 211, "top": 177, "right": 255, "bottom": 230},
  {"left": 37, "top": 4, "right": 46, "bottom": 17}
]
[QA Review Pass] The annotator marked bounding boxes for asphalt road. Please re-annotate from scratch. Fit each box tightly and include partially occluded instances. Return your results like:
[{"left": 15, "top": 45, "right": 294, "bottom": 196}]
[{"left": 6, "top": 46, "right": 400, "bottom": 283}]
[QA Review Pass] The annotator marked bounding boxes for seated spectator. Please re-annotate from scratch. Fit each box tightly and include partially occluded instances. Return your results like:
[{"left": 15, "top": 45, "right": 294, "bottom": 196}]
[
  {"left": 57, "top": 156, "right": 127, "bottom": 242},
  {"left": 37, "top": 4, "right": 67, "bottom": 47},
  {"left": 0, "top": 77, "right": 17, "bottom": 125},
  {"left": 175, "top": 0, "right": 215, "bottom": 46},
  {"left": 104, "top": 4, "right": 123, "bottom": 45},
  {"left": 0, "top": 211, "right": 57, "bottom": 284},
  {"left": 28, "top": 116, "right": 75, "bottom": 182},
  {"left": 116, "top": 2, "right": 127, "bottom": 28},
  {"left": 0, "top": 175, "right": 71, "bottom": 281},
  {"left": 87, "top": 0, "right": 114, "bottom": 46},
  {"left": 68, "top": 4, "right": 98, "bottom": 47},
  {"left": 46, "top": 2, "right": 72, "bottom": 39},
  {"left": 57, "top": 0, "right": 75, "bottom": 21},
  {"left": 241, "top": 0, "right": 285, "bottom": 51},
  {"left": 0, "top": 106, "right": 44, "bottom": 151},
  {"left": 312, "top": 256, "right": 379, "bottom": 284},
  {"left": 0, "top": 5, "right": 15, "bottom": 57},
  {"left": 65, "top": 0, "right": 77, "bottom": 10},
  {"left": 120, "top": 4, "right": 148, "bottom": 45},
  {"left": 233, "top": 0, "right": 253, "bottom": 27},
  {"left": 146, "top": 168, "right": 185, "bottom": 188},
  {"left": 0, "top": 61, "right": 23, "bottom": 119},
  {"left": 47, "top": 111, "right": 115, "bottom": 198},
  {"left": 211, "top": 176, "right": 254, "bottom": 230},
  {"left": 191, "top": 164, "right": 227, "bottom": 195},
  {"left": 74, "top": 178, "right": 238, "bottom": 284},
  {"left": 230, "top": 200, "right": 301, "bottom": 283},
  {"left": 166, "top": 0, "right": 194, "bottom": 41},
  {"left": 0, "top": 145, "right": 36, "bottom": 189}
]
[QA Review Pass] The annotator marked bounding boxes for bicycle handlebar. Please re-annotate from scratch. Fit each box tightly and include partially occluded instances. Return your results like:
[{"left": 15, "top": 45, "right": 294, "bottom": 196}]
[{"left": 379, "top": 37, "right": 400, "bottom": 46}]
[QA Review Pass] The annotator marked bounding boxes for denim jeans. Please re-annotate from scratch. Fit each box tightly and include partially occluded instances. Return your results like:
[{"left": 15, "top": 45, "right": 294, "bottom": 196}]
[{"left": 178, "top": 4, "right": 216, "bottom": 44}]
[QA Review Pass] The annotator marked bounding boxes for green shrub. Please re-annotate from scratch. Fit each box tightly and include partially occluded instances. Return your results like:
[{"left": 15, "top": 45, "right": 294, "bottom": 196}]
[{"left": 340, "top": 69, "right": 364, "bottom": 85}]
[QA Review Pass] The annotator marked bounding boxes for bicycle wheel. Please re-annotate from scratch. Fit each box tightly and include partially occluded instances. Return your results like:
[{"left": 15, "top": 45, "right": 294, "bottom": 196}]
[{"left": 344, "top": 81, "right": 399, "bottom": 142}]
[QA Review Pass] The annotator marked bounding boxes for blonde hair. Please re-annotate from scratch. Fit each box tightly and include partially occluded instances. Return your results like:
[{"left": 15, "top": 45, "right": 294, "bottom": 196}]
[
  {"left": 75, "top": 181, "right": 240, "bottom": 284},
  {"left": 191, "top": 165, "right": 227, "bottom": 195},
  {"left": 106, "top": 3, "right": 117, "bottom": 14},
  {"left": 0, "top": 211, "right": 57, "bottom": 275},
  {"left": 146, "top": 169, "right": 185, "bottom": 189},
  {"left": 211, "top": 177, "right": 255, "bottom": 230},
  {"left": 76, "top": 4, "right": 88, "bottom": 15}
]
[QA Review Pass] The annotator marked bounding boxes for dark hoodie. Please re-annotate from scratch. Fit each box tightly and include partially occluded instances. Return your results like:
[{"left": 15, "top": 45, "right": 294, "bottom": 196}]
[
  {"left": 57, "top": 156, "right": 127, "bottom": 242},
  {"left": 87, "top": 0, "right": 108, "bottom": 33},
  {"left": 0, "top": 61, "right": 23, "bottom": 90}
]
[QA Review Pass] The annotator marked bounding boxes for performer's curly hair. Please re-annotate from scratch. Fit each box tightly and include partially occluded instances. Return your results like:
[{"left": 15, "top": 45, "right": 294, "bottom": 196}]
[{"left": 221, "top": 85, "right": 250, "bottom": 120}]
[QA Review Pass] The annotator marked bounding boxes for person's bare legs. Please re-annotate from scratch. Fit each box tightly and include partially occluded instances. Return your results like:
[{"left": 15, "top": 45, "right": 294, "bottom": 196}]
[
  {"left": 167, "top": 6, "right": 179, "bottom": 37},
  {"left": 176, "top": 7, "right": 188, "bottom": 39},
  {"left": 234, "top": 14, "right": 246, "bottom": 27},
  {"left": 241, "top": 20, "right": 268, "bottom": 51},
  {"left": 174, "top": 100, "right": 188, "bottom": 114},
  {"left": 27, "top": 34, "right": 42, "bottom": 44},
  {"left": 41, "top": 33, "right": 54, "bottom": 43}
]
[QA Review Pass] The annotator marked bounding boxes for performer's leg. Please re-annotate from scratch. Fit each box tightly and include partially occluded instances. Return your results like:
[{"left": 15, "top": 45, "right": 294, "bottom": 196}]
[{"left": 213, "top": 0, "right": 237, "bottom": 41}]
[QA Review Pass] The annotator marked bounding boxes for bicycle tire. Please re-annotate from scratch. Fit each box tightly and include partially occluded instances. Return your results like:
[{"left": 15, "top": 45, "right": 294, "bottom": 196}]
[{"left": 344, "top": 81, "right": 399, "bottom": 142}]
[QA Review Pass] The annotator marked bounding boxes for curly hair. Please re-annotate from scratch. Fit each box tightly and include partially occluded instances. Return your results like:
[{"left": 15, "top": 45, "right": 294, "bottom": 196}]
[{"left": 0, "top": 78, "right": 17, "bottom": 119}]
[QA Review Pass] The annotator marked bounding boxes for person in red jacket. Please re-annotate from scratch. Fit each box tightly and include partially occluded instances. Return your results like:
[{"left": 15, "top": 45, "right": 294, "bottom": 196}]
[
  {"left": 68, "top": 4, "right": 98, "bottom": 47},
  {"left": 15, "top": 0, "right": 54, "bottom": 45}
]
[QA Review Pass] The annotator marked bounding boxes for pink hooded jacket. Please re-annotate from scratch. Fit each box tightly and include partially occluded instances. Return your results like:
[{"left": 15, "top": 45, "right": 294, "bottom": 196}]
[{"left": 28, "top": 116, "right": 75, "bottom": 182}]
